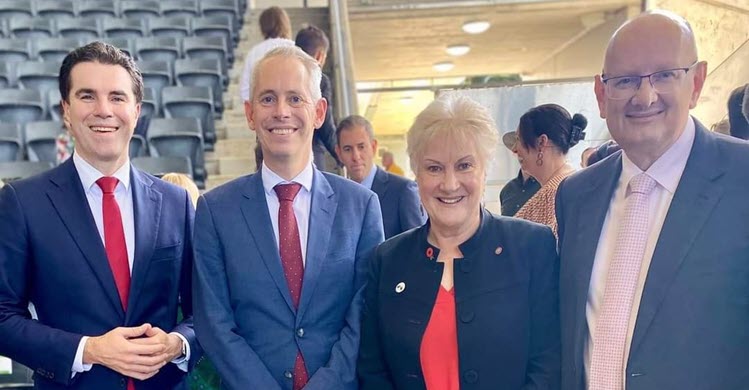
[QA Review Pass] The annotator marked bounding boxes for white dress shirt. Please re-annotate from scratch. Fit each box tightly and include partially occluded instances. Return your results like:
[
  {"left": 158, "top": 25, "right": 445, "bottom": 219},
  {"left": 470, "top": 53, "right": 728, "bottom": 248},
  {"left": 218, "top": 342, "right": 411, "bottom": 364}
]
[
  {"left": 585, "top": 117, "right": 695, "bottom": 388},
  {"left": 239, "top": 38, "right": 295, "bottom": 102},
  {"left": 71, "top": 153, "right": 189, "bottom": 376},
  {"left": 261, "top": 161, "right": 313, "bottom": 265}
]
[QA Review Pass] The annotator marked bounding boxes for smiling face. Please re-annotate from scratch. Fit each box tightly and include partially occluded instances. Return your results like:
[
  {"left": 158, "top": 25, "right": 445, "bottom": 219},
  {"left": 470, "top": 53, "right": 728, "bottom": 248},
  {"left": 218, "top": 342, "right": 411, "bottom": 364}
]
[
  {"left": 416, "top": 133, "right": 484, "bottom": 234},
  {"left": 62, "top": 61, "right": 140, "bottom": 174},
  {"left": 245, "top": 55, "right": 326, "bottom": 177}
]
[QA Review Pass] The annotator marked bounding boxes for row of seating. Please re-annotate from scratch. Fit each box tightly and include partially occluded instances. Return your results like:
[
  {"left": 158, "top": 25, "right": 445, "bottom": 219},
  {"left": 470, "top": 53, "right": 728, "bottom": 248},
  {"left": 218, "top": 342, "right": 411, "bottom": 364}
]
[
  {"left": 0, "top": 0, "right": 244, "bottom": 21},
  {"left": 0, "top": 117, "right": 207, "bottom": 187}
]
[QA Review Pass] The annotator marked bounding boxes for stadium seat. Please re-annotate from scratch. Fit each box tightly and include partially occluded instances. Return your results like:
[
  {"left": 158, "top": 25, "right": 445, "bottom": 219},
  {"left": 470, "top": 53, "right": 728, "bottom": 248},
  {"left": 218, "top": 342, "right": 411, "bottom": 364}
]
[
  {"left": 0, "top": 122, "right": 22, "bottom": 162},
  {"left": 0, "top": 0, "right": 33, "bottom": 20},
  {"left": 147, "top": 117, "right": 204, "bottom": 186},
  {"left": 192, "top": 15, "right": 234, "bottom": 50},
  {"left": 131, "top": 156, "right": 193, "bottom": 179},
  {"left": 120, "top": 0, "right": 161, "bottom": 19},
  {"left": 16, "top": 61, "right": 59, "bottom": 117},
  {"left": 0, "top": 160, "right": 53, "bottom": 182},
  {"left": 161, "top": 86, "right": 215, "bottom": 151},
  {"left": 24, "top": 120, "right": 63, "bottom": 164},
  {"left": 141, "top": 87, "right": 158, "bottom": 118},
  {"left": 0, "top": 62, "right": 11, "bottom": 88},
  {"left": 0, "top": 39, "right": 32, "bottom": 63},
  {"left": 34, "top": 37, "right": 79, "bottom": 63},
  {"left": 34, "top": 0, "right": 76, "bottom": 18},
  {"left": 129, "top": 134, "right": 147, "bottom": 158},
  {"left": 0, "top": 89, "right": 45, "bottom": 125},
  {"left": 57, "top": 17, "right": 100, "bottom": 40},
  {"left": 48, "top": 89, "right": 61, "bottom": 121},
  {"left": 161, "top": 0, "right": 199, "bottom": 18},
  {"left": 102, "top": 18, "right": 147, "bottom": 39},
  {"left": 135, "top": 37, "right": 181, "bottom": 63},
  {"left": 174, "top": 58, "right": 223, "bottom": 112},
  {"left": 137, "top": 60, "right": 172, "bottom": 113},
  {"left": 9, "top": 18, "right": 54, "bottom": 39},
  {"left": 78, "top": 0, "right": 117, "bottom": 18},
  {"left": 149, "top": 16, "right": 191, "bottom": 39},
  {"left": 182, "top": 35, "right": 229, "bottom": 79},
  {"left": 200, "top": 0, "right": 240, "bottom": 29}
]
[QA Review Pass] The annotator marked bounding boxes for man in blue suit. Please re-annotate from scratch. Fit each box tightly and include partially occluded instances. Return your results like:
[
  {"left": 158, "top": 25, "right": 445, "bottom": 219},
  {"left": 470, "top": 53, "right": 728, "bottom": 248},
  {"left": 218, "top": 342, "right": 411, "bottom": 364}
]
[
  {"left": 193, "top": 46, "right": 384, "bottom": 390},
  {"left": 0, "top": 42, "right": 198, "bottom": 389},
  {"left": 335, "top": 115, "right": 425, "bottom": 239},
  {"left": 556, "top": 11, "right": 749, "bottom": 390}
]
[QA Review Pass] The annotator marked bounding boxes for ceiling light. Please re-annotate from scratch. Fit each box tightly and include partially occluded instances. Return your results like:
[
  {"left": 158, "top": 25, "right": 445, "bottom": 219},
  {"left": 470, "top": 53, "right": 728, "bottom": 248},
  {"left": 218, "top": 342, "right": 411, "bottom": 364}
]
[
  {"left": 446, "top": 44, "right": 470, "bottom": 57},
  {"left": 433, "top": 61, "right": 454, "bottom": 72},
  {"left": 462, "top": 20, "right": 490, "bottom": 34}
]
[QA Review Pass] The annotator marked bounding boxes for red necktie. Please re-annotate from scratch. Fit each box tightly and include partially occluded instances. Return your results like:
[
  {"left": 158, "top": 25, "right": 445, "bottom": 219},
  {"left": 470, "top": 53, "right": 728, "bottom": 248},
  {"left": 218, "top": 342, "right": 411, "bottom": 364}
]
[
  {"left": 96, "top": 177, "right": 135, "bottom": 390},
  {"left": 274, "top": 183, "right": 308, "bottom": 390}
]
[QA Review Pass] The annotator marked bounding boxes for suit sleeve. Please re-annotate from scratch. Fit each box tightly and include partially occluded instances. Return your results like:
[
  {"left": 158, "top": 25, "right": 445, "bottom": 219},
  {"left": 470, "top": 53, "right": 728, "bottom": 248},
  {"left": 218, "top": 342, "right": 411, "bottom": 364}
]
[
  {"left": 192, "top": 196, "right": 282, "bottom": 390},
  {"left": 170, "top": 189, "right": 201, "bottom": 370},
  {"left": 398, "top": 180, "right": 426, "bottom": 233},
  {"left": 522, "top": 225, "right": 561, "bottom": 390},
  {"left": 314, "top": 74, "right": 342, "bottom": 166},
  {"left": 305, "top": 193, "right": 385, "bottom": 390},
  {"left": 0, "top": 184, "right": 82, "bottom": 386}
]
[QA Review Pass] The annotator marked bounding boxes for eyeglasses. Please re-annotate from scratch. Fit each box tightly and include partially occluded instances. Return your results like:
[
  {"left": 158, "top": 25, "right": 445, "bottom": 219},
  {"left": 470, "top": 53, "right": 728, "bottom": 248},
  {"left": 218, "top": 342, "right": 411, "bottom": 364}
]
[{"left": 601, "top": 61, "right": 699, "bottom": 100}]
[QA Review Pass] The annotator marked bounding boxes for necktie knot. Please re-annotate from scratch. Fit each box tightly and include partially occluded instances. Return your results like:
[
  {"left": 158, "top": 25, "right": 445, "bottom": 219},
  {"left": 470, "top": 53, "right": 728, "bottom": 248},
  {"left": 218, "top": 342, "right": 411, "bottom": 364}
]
[
  {"left": 628, "top": 173, "right": 656, "bottom": 195},
  {"left": 96, "top": 177, "right": 119, "bottom": 194},
  {"left": 275, "top": 183, "right": 302, "bottom": 202}
]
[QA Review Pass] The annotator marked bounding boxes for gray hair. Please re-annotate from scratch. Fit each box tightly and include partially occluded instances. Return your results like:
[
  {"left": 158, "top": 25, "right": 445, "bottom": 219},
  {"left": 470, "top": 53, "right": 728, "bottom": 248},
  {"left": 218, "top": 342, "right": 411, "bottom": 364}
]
[
  {"left": 250, "top": 45, "right": 322, "bottom": 102},
  {"left": 336, "top": 114, "right": 375, "bottom": 144},
  {"left": 407, "top": 94, "right": 498, "bottom": 173}
]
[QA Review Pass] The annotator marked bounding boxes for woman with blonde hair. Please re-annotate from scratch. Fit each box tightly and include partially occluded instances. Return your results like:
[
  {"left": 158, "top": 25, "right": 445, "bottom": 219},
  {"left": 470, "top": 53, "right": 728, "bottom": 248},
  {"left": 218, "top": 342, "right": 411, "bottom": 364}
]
[
  {"left": 161, "top": 173, "right": 200, "bottom": 208},
  {"left": 358, "top": 94, "right": 560, "bottom": 390}
]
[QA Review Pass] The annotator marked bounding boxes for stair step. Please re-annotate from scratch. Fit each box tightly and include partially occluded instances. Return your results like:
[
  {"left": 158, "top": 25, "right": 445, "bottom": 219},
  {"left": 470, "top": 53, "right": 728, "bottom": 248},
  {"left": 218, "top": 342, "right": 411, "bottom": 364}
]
[{"left": 218, "top": 157, "right": 255, "bottom": 176}]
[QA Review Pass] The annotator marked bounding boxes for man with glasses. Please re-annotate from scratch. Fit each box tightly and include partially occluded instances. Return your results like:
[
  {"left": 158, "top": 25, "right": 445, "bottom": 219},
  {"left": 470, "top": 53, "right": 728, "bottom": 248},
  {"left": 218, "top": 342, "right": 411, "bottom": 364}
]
[{"left": 556, "top": 10, "right": 749, "bottom": 390}]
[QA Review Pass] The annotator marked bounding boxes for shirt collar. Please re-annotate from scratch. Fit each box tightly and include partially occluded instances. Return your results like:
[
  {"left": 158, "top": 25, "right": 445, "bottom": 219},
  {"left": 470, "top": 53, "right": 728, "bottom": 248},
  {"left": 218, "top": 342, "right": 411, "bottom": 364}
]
[
  {"left": 261, "top": 161, "right": 314, "bottom": 196},
  {"left": 360, "top": 164, "right": 378, "bottom": 190},
  {"left": 73, "top": 152, "right": 131, "bottom": 193},
  {"left": 620, "top": 116, "right": 695, "bottom": 194}
]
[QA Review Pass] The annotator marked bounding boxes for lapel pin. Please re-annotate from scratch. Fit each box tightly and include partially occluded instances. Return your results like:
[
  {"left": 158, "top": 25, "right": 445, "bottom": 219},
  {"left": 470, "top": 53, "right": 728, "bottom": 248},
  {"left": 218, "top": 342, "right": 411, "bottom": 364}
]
[
  {"left": 395, "top": 282, "right": 406, "bottom": 293},
  {"left": 495, "top": 246, "right": 503, "bottom": 255},
  {"left": 425, "top": 247, "right": 434, "bottom": 261}
]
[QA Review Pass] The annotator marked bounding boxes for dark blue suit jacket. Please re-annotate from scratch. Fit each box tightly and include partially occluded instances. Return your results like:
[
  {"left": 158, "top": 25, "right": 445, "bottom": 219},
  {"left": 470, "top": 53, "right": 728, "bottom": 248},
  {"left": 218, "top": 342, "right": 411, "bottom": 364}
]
[
  {"left": 556, "top": 120, "right": 749, "bottom": 389},
  {"left": 0, "top": 159, "right": 199, "bottom": 390},
  {"left": 370, "top": 167, "right": 425, "bottom": 239},
  {"left": 193, "top": 168, "right": 384, "bottom": 390}
]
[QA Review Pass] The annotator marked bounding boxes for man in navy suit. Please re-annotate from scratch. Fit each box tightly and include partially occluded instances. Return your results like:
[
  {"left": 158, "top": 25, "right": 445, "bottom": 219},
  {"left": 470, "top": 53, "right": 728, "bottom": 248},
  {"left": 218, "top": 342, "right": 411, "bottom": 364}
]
[
  {"left": 336, "top": 115, "right": 425, "bottom": 239},
  {"left": 556, "top": 11, "right": 749, "bottom": 390},
  {"left": 193, "top": 46, "right": 384, "bottom": 390},
  {"left": 0, "top": 42, "right": 198, "bottom": 389}
]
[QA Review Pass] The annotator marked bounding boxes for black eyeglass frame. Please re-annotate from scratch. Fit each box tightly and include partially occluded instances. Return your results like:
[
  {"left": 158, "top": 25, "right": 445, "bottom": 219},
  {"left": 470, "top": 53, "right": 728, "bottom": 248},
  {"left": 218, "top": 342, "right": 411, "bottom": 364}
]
[{"left": 600, "top": 61, "right": 700, "bottom": 99}]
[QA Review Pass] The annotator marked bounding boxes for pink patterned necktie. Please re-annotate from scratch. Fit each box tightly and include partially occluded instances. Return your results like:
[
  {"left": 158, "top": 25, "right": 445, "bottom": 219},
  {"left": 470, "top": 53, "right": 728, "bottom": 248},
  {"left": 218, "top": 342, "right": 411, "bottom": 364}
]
[
  {"left": 589, "top": 173, "right": 657, "bottom": 390},
  {"left": 274, "top": 183, "right": 309, "bottom": 390}
]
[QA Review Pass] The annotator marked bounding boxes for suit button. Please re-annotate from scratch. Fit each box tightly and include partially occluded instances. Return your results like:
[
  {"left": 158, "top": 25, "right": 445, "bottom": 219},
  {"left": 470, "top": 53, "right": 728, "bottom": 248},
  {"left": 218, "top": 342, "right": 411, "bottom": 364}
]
[
  {"left": 463, "top": 369, "right": 478, "bottom": 383},
  {"left": 297, "top": 328, "right": 304, "bottom": 338},
  {"left": 120, "top": 378, "right": 126, "bottom": 387},
  {"left": 284, "top": 371, "right": 293, "bottom": 379},
  {"left": 460, "top": 310, "right": 474, "bottom": 323}
]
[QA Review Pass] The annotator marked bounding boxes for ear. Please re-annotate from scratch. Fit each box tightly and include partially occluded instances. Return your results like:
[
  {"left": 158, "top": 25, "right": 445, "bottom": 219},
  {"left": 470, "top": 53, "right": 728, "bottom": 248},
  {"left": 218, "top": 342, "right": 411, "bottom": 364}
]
[
  {"left": 594, "top": 74, "right": 607, "bottom": 119},
  {"left": 689, "top": 61, "right": 708, "bottom": 109},
  {"left": 244, "top": 100, "right": 256, "bottom": 133},
  {"left": 536, "top": 134, "right": 549, "bottom": 149},
  {"left": 61, "top": 99, "right": 71, "bottom": 129},
  {"left": 314, "top": 97, "right": 328, "bottom": 129},
  {"left": 335, "top": 144, "right": 342, "bottom": 157},
  {"left": 371, "top": 138, "right": 378, "bottom": 154}
]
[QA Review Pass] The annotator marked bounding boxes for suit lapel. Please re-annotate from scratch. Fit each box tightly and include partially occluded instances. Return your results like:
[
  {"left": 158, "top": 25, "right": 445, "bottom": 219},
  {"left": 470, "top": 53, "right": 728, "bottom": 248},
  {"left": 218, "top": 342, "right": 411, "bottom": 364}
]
[
  {"left": 370, "top": 167, "right": 389, "bottom": 199},
  {"left": 297, "top": 169, "right": 336, "bottom": 321},
  {"left": 630, "top": 122, "right": 725, "bottom": 355},
  {"left": 46, "top": 159, "right": 124, "bottom": 318},
  {"left": 240, "top": 173, "right": 297, "bottom": 313},
  {"left": 127, "top": 167, "right": 162, "bottom": 323}
]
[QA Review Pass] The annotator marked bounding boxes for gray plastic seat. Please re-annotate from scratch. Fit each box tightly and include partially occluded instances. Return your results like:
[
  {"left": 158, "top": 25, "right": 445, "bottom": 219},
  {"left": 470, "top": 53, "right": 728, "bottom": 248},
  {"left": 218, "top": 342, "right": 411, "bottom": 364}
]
[
  {"left": 120, "top": 0, "right": 161, "bottom": 19},
  {"left": 129, "top": 134, "right": 147, "bottom": 158},
  {"left": 0, "top": 160, "right": 53, "bottom": 182},
  {"left": 132, "top": 156, "right": 193, "bottom": 179},
  {"left": 0, "top": 89, "right": 45, "bottom": 125},
  {"left": 25, "top": 120, "right": 64, "bottom": 164},
  {"left": 141, "top": 87, "right": 158, "bottom": 118},
  {"left": 192, "top": 15, "right": 234, "bottom": 49},
  {"left": 200, "top": 0, "right": 239, "bottom": 27},
  {"left": 57, "top": 17, "right": 100, "bottom": 40},
  {"left": 149, "top": 16, "right": 191, "bottom": 39},
  {"left": 48, "top": 89, "right": 61, "bottom": 121},
  {"left": 183, "top": 36, "right": 229, "bottom": 78},
  {"left": 161, "top": 0, "right": 199, "bottom": 18},
  {"left": 102, "top": 18, "right": 146, "bottom": 39},
  {"left": 161, "top": 86, "right": 215, "bottom": 150},
  {"left": 137, "top": 60, "right": 172, "bottom": 112},
  {"left": 0, "top": 0, "right": 33, "bottom": 19},
  {"left": 174, "top": 58, "right": 223, "bottom": 112},
  {"left": 135, "top": 37, "right": 181, "bottom": 63},
  {"left": 0, "top": 122, "right": 22, "bottom": 162},
  {"left": 146, "top": 117, "right": 204, "bottom": 186},
  {"left": 78, "top": 0, "right": 117, "bottom": 18},
  {"left": 34, "top": 0, "right": 76, "bottom": 18},
  {"left": 10, "top": 18, "right": 54, "bottom": 39},
  {"left": 0, "top": 61, "right": 11, "bottom": 88},
  {"left": 16, "top": 61, "right": 59, "bottom": 117},
  {"left": 0, "top": 39, "right": 31, "bottom": 63},
  {"left": 34, "top": 37, "right": 79, "bottom": 63}
]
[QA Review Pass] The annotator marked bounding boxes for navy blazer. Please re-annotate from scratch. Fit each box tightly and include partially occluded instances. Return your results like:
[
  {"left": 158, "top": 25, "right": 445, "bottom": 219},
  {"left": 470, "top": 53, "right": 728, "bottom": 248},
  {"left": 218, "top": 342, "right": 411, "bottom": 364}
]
[
  {"left": 556, "top": 120, "right": 749, "bottom": 389},
  {"left": 370, "top": 167, "right": 425, "bottom": 239},
  {"left": 0, "top": 159, "right": 198, "bottom": 390},
  {"left": 193, "top": 168, "right": 384, "bottom": 390},
  {"left": 358, "top": 209, "right": 560, "bottom": 390}
]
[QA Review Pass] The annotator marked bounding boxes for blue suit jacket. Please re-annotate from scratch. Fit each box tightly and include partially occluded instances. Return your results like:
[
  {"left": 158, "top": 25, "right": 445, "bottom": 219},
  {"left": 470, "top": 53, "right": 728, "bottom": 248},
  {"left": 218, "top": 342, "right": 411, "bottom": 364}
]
[
  {"left": 193, "top": 168, "right": 384, "bottom": 390},
  {"left": 556, "top": 120, "right": 749, "bottom": 390},
  {"left": 370, "top": 167, "right": 425, "bottom": 239},
  {"left": 0, "top": 159, "right": 199, "bottom": 389}
]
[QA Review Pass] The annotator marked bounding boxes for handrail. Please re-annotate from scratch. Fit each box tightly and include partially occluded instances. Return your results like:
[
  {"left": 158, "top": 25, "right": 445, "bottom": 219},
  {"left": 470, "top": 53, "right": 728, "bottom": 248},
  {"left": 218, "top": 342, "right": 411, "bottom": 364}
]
[{"left": 329, "top": 0, "right": 359, "bottom": 117}]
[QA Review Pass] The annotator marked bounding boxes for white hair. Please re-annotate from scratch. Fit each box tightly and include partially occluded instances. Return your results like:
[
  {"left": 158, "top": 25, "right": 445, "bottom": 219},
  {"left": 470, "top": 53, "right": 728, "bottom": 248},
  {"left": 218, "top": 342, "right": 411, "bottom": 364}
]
[{"left": 250, "top": 45, "right": 322, "bottom": 102}]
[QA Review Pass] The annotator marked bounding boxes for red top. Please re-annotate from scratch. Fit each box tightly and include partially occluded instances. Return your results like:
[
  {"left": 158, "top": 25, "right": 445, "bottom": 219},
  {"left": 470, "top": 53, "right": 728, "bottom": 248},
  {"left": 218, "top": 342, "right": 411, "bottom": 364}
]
[{"left": 420, "top": 285, "right": 460, "bottom": 390}]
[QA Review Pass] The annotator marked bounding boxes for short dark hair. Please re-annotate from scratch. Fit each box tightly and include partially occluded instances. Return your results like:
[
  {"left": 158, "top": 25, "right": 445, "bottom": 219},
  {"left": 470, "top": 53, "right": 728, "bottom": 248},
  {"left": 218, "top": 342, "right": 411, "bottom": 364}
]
[
  {"left": 259, "top": 6, "right": 292, "bottom": 40},
  {"left": 727, "top": 84, "right": 749, "bottom": 140},
  {"left": 59, "top": 41, "right": 143, "bottom": 103},
  {"left": 337, "top": 114, "right": 374, "bottom": 144},
  {"left": 518, "top": 103, "right": 587, "bottom": 154},
  {"left": 295, "top": 25, "right": 330, "bottom": 57},
  {"left": 587, "top": 140, "right": 621, "bottom": 166}
]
